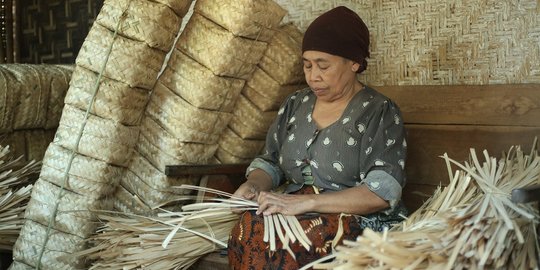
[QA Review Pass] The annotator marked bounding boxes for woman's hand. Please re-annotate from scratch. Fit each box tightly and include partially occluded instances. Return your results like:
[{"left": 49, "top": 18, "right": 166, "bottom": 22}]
[
  {"left": 232, "top": 182, "right": 259, "bottom": 201},
  {"left": 256, "top": 192, "right": 315, "bottom": 216},
  {"left": 231, "top": 168, "right": 274, "bottom": 214}
]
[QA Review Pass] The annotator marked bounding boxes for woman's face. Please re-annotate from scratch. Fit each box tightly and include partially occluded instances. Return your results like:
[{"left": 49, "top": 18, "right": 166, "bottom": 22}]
[{"left": 302, "top": 50, "right": 360, "bottom": 102}]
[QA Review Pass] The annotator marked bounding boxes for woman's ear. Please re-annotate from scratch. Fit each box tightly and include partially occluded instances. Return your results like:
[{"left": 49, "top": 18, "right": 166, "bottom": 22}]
[{"left": 352, "top": 62, "right": 361, "bottom": 72}]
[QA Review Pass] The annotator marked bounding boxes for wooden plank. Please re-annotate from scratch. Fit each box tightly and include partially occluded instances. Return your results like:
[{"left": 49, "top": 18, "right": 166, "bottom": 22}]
[
  {"left": 377, "top": 84, "right": 540, "bottom": 127},
  {"left": 165, "top": 164, "right": 249, "bottom": 177},
  {"left": 404, "top": 124, "right": 540, "bottom": 186}
]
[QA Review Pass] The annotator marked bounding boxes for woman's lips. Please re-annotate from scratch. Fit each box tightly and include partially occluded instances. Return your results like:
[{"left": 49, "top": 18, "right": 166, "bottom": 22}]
[{"left": 312, "top": 87, "right": 326, "bottom": 95}]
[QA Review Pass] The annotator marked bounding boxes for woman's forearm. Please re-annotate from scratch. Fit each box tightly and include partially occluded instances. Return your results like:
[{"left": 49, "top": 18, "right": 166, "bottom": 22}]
[{"left": 310, "top": 185, "right": 389, "bottom": 215}]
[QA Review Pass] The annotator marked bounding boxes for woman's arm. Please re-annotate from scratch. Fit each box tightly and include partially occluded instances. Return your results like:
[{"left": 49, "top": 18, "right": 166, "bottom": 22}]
[
  {"left": 256, "top": 185, "right": 388, "bottom": 216},
  {"left": 232, "top": 168, "right": 274, "bottom": 200}
]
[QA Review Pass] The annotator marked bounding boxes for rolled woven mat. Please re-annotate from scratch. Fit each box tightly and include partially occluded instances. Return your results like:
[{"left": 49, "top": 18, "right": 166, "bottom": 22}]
[
  {"left": 161, "top": 49, "right": 245, "bottom": 112},
  {"left": 24, "top": 179, "right": 112, "bottom": 238},
  {"left": 245, "top": 67, "right": 306, "bottom": 111},
  {"left": 40, "top": 143, "right": 123, "bottom": 197},
  {"left": 195, "top": 0, "right": 286, "bottom": 42},
  {"left": 177, "top": 13, "right": 268, "bottom": 80},
  {"left": 64, "top": 66, "right": 149, "bottom": 126},
  {"left": 24, "top": 129, "right": 56, "bottom": 162},
  {"left": 140, "top": 116, "right": 218, "bottom": 165},
  {"left": 218, "top": 128, "right": 265, "bottom": 159},
  {"left": 259, "top": 23, "right": 305, "bottom": 85},
  {"left": 53, "top": 105, "right": 139, "bottom": 167},
  {"left": 0, "top": 65, "right": 73, "bottom": 132},
  {"left": 228, "top": 95, "right": 278, "bottom": 140},
  {"left": 0, "top": 68, "right": 16, "bottom": 132},
  {"left": 76, "top": 23, "right": 165, "bottom": 89},
  {"left": 97, "top": 0, "right": 182, "bottom": 51},
  {"left": 12, "top": 219, "right": 85, "bottom": 270},
  {"left": 215, "top": 146, "right": 254, "bottom": 164},
  {"left": 152, "top": 82, "right": 232, "bottom": 135},
  {"left": 44, "top": 65, "right": 73, "bottom": 129}
]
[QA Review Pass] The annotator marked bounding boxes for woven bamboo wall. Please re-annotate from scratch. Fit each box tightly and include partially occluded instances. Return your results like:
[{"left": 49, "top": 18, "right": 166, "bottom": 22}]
[
  {"left": 17, "top": 0, "right": 104, "bottom": 63},
  {"left": 276, "top": 0, "right": 540, "bottom": 85}
]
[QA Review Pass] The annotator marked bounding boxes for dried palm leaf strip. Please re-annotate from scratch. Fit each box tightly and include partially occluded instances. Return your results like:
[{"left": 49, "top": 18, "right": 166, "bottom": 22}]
[
  {"left": 194, "top": 0, "right": 286, "bottom": 42},
  {"left": 177, "top": 13, "right": 268, "bottom": 80}
]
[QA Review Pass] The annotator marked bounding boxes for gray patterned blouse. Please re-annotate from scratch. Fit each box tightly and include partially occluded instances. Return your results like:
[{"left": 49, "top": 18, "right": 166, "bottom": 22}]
[{"left": 247, "top": 86, "right": 408, "bottom": 221}]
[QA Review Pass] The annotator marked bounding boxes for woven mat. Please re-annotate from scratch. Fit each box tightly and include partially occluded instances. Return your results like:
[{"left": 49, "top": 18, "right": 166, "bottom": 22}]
[{"left": 275, "top": 0, "right": 540, "bottom": 85}]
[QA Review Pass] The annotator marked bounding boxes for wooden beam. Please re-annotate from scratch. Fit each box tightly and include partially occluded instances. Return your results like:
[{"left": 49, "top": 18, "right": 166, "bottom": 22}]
[
  {"left": 377, "top": 84, "right": 540, "bottom": 127},
  {"left": 165, "top": 164, "right": 249, "bottom": 177}
]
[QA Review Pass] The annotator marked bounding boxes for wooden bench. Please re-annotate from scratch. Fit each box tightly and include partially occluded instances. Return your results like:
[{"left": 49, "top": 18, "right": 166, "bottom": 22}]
[{"left": 167, "top": 84, "right": 540, "bottom": 270}]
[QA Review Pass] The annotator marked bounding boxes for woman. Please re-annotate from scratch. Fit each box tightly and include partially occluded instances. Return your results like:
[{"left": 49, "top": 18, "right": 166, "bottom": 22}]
[{"left": 228, "top": 6, "right": 407, "bottom": 269}]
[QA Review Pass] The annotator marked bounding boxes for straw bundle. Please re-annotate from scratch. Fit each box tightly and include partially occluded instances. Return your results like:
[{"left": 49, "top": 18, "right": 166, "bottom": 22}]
[
  {"left": 177, "top": 13, "right": 268, "bottom": 80},
  {"left": 96, "top": 0, "right": 183, "bottom": 52},
  {"left": 53, "top": 105, "right": 139, "bottom": 167},
  {"left": 194, "top": 0, "right": 286, "bottom": 42},
  {"left": 229, "top": 95, "right": 278, "bottom": 139},
  {"left": 76, "top": 23, "right": 165, "bottom": 89},
  {"left": 259, "top": 23, "right": 305, "bottom": 85},
  {"left": 39, "top": 143, "right": 122, "bottom": 197},
  {"left": 161, "top": 49, "right": 245, "bottom": 112},
  {"left": 310, "top": 144, "right": 540, "bottom": 270},
  {"left": 218, "top": 128, "right": 265, "bottom": 159},
  {"left": 64, "top": 66, "right": 149, "bottom": 126},
  {"left": 0, "top": 144, "right": 40, "bottom": 251},
  {"left": 79, "top": 185, "right": 311, "bottom": 269}
]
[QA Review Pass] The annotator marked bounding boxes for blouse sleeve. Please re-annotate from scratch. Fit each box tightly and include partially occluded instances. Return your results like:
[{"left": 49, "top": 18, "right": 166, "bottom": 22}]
[
  {"left": 358, "top": 99, "right": 407, "bottom": 210},
  {"left": 246, "top": 91, "right": 302, "bottom": 188}
]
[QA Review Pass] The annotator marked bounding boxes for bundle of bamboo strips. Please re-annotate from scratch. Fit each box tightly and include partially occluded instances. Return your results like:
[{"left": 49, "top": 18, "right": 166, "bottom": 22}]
[
  {"left": 308, "top": 143, "right": 540, "bottom": 270},
  {"left": 0, "top": 144, "right": 40, "bottom": 251},
  {"left": 79, "top": 185, "right": 313, "bottom": 269}
]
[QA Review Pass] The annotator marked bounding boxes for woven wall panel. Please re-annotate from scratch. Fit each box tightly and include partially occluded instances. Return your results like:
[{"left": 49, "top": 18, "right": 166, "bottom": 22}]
[
  {"left": 276, "top": 0, "right": 540, "bottom": 85},
  {"left": 18, "top": 0, "right": 104, "bottom": 64}
]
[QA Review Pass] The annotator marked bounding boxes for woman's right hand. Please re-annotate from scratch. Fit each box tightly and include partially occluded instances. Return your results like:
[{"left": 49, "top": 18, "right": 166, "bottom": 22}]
[
  {"left": 230, "top": 168, "right": 274, "bottom": 214},
  {"left": 232, "top": 182, "right": 259, "bottom": 201}
]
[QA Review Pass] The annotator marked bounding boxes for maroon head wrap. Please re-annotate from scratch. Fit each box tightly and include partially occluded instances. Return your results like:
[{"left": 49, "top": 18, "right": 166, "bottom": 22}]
[{"left": 302, "top": 6, "right": 370, "bottom": 73}]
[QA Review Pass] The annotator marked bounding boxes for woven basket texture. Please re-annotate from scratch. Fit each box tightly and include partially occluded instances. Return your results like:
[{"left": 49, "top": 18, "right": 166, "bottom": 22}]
[
  {"left": 258, "top": 23, "right": 305, "bottom": 85},
  {"left": 139, "top": 116, "right": 219, "bottom": 165},
  {"left": 219, "top": 128, "right": 265, "bottom": 159},
  {"left": 5, "top": 64, "right": 50, "bottom": 130},
  {"left": 112, "top": 184, "right": 155, "bottom": 216},
  {"left": 151, "top": 82, "right": 232, "bottom": 136},
  {"left": 0, "top": 65, "right": 72, "bottom": 132},
  {"left": 161, "top": 49, "right": 245, "bottom": 112},
  {"left": 194, "top": 0, "right": 286, "bottom": 42},
  {"left": 177, "top": 13, "right": 268, "bottom": 80},
  {"left": 53, "top": 105, "right": 139, "bottom": 167},
  {"left": 0, "top": 67, "right": 16, "bottom": 132},
  {"left": 215, "top": 146, "right": 253, "bottom": 164},
  {"left": 76, "top": 23, "right": 165, "bottom": 89},
  {"left": 96, "top": 0, "right": 181, "bottom": 52},
  {"left": 128, "top": 152, "right": 199, "bottom": 190},
  {"left": 245, "top": 67, "right": 307, "bottom": 111},
  {"left": 0, "top": 131, "right": 26, "bottom": 159},
  {"left": 228, "top": 95, "right": 278, "bottom": 140},
  {"left": 152, "top": 0, "right": 192, "bottom": 17},
  {"left": 24, "top": 179, "right": 112, "bottom": 238},
  {"left": 64, "top": 66, "right": 148, "bottom": 126},
  {"left": 13, "top": 225, "right": 85, "bottom": 270},
  {"left": 275, "top": 0, "right": 540, "bottom": 85},
  {"left": 40, "top": 143, "right": 122, "bottom": 197}
]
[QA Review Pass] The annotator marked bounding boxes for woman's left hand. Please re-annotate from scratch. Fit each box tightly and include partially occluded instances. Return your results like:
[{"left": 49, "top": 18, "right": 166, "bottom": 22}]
[{"left": 256, "top": 191, "right": 314, "bottom": 216}]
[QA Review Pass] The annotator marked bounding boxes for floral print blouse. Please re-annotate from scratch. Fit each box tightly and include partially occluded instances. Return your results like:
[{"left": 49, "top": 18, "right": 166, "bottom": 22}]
[{"left": 247, "top": 86, "right": 408, "bottom": 225}]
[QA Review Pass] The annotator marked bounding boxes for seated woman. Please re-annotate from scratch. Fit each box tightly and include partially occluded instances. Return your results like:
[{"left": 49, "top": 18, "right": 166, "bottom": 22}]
[{"left": 228, "top": 6, "right": 408, "bottom": 269}]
